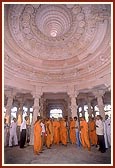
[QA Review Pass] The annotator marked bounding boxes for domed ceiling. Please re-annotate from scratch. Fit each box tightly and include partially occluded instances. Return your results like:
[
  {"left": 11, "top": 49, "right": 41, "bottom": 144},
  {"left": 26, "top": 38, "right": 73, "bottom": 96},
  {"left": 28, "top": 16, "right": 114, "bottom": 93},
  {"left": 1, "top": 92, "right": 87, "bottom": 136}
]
[{"left": 4, "top": 4, "right": 111, "bottom": 93}]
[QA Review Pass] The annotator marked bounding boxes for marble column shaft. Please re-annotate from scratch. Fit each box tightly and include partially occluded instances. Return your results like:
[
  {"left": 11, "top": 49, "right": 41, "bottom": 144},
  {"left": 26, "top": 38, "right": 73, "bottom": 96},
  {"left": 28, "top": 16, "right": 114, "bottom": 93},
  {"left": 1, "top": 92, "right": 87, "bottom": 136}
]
[
  {"left": 5, "top": 95, "right": 13, "bottom": 124},
  {"left": 97, "top": 95, "right": 105, "bottom": 120},
  {"left": 70, "top": 95, "right": 78, "bottom": 118},
  {"left": 29, "top": 94, "right": 41, "bottom": 145},
  {"left": 87, "top": 98, "right": 92, "bottom": 116},
  {"left": 93, "top": 90, "right": 105, "bottom": 120},
  {"left": 17, "top": 102, "right": 23, "bottom": 126}
]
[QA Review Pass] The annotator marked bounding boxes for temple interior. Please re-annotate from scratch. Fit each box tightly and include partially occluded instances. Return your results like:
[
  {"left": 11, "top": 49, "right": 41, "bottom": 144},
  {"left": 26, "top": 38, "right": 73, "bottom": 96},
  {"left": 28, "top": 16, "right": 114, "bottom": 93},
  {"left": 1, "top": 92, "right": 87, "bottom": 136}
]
[{"left": 3, "top": 3, "right": 112, "bottom": 165}]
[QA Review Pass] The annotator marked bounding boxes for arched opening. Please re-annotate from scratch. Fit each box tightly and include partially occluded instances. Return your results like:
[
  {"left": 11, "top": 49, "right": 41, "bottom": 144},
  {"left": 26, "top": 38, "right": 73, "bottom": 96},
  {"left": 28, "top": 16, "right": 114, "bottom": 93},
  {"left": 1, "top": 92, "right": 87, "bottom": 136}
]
[{"left": 50, "top": 108, "right": 63, "bottom": 118}]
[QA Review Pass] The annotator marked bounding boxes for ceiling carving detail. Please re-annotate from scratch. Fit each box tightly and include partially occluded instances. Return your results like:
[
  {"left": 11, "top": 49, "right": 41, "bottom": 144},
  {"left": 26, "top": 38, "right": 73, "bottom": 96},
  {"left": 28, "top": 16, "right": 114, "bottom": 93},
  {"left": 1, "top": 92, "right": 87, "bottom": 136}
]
[{"left": 8, "top": 4, "right": 110, "bottom": 60}]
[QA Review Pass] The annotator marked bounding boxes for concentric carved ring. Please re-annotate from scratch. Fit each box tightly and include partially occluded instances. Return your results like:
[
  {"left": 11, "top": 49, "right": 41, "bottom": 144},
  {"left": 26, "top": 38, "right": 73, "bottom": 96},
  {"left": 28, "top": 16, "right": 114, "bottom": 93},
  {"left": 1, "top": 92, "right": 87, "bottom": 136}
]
[{"left": 35, "top": 5, "right": 72, "bottom": 37}]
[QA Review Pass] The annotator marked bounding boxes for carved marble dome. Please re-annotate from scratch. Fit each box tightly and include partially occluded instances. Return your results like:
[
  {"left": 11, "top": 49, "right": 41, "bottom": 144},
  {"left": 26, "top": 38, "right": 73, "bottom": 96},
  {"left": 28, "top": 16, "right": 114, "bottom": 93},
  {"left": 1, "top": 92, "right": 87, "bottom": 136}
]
[{"left": 4, "top": 4, "right": 111, "bottom": 93}]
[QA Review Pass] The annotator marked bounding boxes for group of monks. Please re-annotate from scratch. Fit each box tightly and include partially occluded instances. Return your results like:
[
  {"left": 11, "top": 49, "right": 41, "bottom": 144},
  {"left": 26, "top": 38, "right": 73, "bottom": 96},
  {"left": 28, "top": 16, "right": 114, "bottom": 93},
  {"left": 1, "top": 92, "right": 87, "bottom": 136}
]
[{"left": 33, "top": 116, "right": 98, "bottom": 155}]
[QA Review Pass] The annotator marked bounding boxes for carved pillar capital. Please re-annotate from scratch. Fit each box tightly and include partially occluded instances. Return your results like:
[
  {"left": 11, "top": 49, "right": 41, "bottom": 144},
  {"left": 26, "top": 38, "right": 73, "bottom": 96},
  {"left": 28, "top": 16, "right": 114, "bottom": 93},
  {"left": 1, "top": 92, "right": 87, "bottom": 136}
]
[
  {"left": 86, "top": 97, "right": 93, "bottom": 116},
  {"left": 5, "top": 91, "right": 15, "bottom": 124},
  {"left": 67, "top": 85, "right": 79, "bottom": 98},
  {"left": 93, "top": 89, "right": 105, "bottom": 98},
  {"left": 31, "top": 86, "right": 43, "bottom": 98},
  {"left": 86, "top": 97, "right": 93, "bottom": 103},
  {"left": 5, "top": 89, "right": 16, "bottom": 101},
  {"left": 93, "top": 90, "right": 105, "bottom": 120}
]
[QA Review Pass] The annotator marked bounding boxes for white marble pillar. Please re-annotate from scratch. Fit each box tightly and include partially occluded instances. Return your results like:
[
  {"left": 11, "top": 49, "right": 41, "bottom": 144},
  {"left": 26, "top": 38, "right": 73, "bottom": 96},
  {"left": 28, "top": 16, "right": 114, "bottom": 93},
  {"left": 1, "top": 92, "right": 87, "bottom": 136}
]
[
  {"left": 26, "top": 105, "right": 31, "bottom": 125},
  {"left": 39, "top": 97, "right": 44, "bottom": 117},
  {"left": 33, "top": 95, "right": 41, "bottom": 122},
  {"left": 81, "top": 103, "right": 85, "bottom": 117},
  {"left": 67, "top": 86, "right": 79, "bottom": 118},
  {"left": 69, "top": 91, "right": 79, "bottom": 118},
  {"left": 68, "top": 99, "right": 72, "bottom": 118},
  {"left": 43, "top": 98, "right": 47, "bottom": 118},
  {"left": 93, "top": 90, "right": 105, "bottom": 120},
  {"left": 70, "top": 96, "right": 77, "bottom": 118},
  {"left": 17, "top": 102, "right": 23, "bottom": 126},
  {"left": 87, "top": 98, "right": 93, "bottom": 117},
  {"left": 5, "top": 95, "right": 14, "bottom": 124},
  {"left": 29, "top": 93, "right": 41, "bottom": 145}
]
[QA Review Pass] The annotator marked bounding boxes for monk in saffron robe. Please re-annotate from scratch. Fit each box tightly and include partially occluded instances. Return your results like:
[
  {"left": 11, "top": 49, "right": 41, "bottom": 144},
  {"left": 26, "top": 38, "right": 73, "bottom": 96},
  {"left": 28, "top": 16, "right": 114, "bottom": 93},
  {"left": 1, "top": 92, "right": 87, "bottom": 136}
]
[
  {"left": 88, "top": 116, "right": 97, "bottom": 146},
  {"left": 46, "top": 118, "right": 53, "bottom": 148},
  {"left": 50, "top": 118, "right": 54, "bottom": 144},
  {"left": 53, "top": 119, "right": 60, "bottom": 145},
  {"left": 80, "top": 117, "right": 91, "bottom": 151},
  {"left": 60, "top": 118, "right": 67, "bottom": 146},
  {"left": 69, "top": 118, "right": 76, "bottom": 144},
  {"left": 33, "top": 116, "right": 42, "bottom": 155}
]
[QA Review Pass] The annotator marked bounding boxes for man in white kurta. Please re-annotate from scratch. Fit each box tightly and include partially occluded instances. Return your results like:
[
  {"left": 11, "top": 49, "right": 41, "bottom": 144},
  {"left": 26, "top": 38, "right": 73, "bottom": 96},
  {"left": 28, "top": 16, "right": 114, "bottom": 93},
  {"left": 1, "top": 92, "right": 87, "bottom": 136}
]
[
  {"left": 9, "top": 118, "right": 18, "bottom": 147},
  {"left": 105, "top": 115, "right": 111, "bottom": 147}
]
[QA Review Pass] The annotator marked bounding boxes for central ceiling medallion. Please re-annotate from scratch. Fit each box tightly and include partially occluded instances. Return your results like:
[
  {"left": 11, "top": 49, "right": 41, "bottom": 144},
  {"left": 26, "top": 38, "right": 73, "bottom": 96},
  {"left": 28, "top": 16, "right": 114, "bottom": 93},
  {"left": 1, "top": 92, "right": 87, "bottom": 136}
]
[
  {"left": 50, "top": 30, "right": 57, "bottom": 37},
  {"left": 35, "top": 5, "right": 72, "bottom": 38}
]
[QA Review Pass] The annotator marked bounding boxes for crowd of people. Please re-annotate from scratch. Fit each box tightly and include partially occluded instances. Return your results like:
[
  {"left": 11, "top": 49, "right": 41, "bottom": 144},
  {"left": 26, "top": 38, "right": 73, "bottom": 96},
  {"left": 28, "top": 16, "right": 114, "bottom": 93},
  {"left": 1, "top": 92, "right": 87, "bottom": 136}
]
[{"left": 4, "top": 114, "right": 111, "bottom": 155}]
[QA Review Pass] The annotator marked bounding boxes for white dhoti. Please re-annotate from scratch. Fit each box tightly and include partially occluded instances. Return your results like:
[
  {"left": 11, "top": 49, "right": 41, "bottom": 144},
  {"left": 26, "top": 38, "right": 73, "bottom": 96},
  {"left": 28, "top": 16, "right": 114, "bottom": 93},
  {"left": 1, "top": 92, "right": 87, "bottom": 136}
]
[{"left": 9, "top": 122, "right": 18, "bottom": 146}]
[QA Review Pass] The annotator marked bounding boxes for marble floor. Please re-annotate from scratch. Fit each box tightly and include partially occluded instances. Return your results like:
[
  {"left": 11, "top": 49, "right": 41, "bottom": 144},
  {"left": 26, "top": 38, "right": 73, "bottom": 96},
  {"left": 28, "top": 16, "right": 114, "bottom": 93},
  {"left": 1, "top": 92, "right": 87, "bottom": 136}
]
[{"left": 3, "top": 143, "right": 111, "bottom": 165}]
